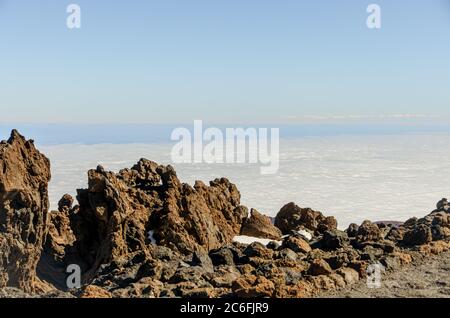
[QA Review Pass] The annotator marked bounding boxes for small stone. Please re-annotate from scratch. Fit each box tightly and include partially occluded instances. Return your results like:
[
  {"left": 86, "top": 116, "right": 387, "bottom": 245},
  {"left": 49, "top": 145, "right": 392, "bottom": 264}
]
[
  {"left": 209, "top": 247, "right": 235, "bottom": 266},
  {"left": 282, "top": 236, "right": 312, "bottom": 254},
  {"left": 321, "top": 230, "right": 349, "bottom": 249},
  {"left": 309, "top": 259, "right": 333, "bottom": 276}
]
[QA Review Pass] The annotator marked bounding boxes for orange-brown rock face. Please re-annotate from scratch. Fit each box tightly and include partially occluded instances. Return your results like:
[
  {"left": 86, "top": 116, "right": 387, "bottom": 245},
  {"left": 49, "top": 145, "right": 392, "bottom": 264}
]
[
  {"left": 68, "top": 159, "right": 248, "bottom": 279},
  {"left": 275, "top": 202, "right": 338, "bottom": 235},
  {"left": 0, "top": 130, "right": 51, "bottom": 292},
  {"left": 240, "top": 209, "right": 282, "bottom": 240}
]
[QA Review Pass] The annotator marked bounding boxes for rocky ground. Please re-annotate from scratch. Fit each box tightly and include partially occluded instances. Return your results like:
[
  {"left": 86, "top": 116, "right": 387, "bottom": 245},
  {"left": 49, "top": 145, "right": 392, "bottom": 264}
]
[
  {"left": 318, "top": 250, "right": 450, "bottom": 298},
  {"left": 0, "top": 129, "right": 449, "bottom": 298}
]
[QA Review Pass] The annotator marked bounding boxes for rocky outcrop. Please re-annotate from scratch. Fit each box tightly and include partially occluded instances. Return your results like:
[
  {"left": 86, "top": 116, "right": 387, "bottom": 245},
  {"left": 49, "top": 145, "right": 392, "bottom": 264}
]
[
  {"left": 274, "top": 202, "right": 337, "bottom": 235},
  {"left": 401, "top": 209, "right": 450, "bottom": 246},
  {"left": 56, "top": 159, "right": 248, "bottom": 281},
  {"left": 0, "top": 130, "right": 51, "bottom": 292},
  {"left": 240, "top": 209, "right": 282, "bottom": 240}
]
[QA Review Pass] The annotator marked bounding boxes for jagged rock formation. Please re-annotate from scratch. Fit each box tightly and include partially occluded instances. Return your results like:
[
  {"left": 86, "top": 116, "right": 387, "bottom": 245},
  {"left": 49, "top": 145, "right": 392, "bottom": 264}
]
[
  {"left": 0, "top": 130, "right": 51, "bottom": 292},
  {"left": 60, "top": 159, "right": 248, "bottom": 281}
]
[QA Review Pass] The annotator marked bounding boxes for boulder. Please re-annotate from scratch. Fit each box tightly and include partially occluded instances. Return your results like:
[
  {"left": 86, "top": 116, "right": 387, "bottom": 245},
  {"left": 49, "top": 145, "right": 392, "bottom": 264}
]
[
  {"left": 355, "top": 220, "right": 383, "bottom": 245},
  {"left": 403, "top": 224, "right": 433, "bottom": 246},
  {"left": 191, "top": 251, "right": 214, "bottom": 273},
  {"left": 275, "top": 202, "right": 336, "bottom": 235},
  {"left": 345, "top": 223, "right": 359, "bottom": 238},
  {"left": 320, "top": 230, "right": 349, "bottom": 250},
  {"left": 308, "top": 259, "right": 333, "bottom": 276},
  {"left": 336, "top": 267, "right": 359, "bottom": 285},
  {"left": 240, "top": 209, "right": 282, "bottom": 240},
  {"left": 0, "top": 130, "right": 51, "bottom": 292},
  {"left": 282, "top": 236, "right": 312, "bottom": 254},
  {"left": 209, "top": 247, "right": 236, "bottom": 266},
  {"left": 243, "top": 242, "right": 273, "bottom": 259}
]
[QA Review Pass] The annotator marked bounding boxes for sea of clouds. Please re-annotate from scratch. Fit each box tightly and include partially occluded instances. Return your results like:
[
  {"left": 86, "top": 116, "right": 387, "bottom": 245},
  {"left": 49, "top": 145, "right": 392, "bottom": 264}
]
[{"left": 40, "top": 134, "right": 450, "bottom": 229}]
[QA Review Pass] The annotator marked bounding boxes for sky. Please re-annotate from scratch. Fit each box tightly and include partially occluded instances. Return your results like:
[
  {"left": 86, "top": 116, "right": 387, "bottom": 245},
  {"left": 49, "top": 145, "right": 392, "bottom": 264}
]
[{"left": 0, "top": 0, "right": 449, "bottom": 125}]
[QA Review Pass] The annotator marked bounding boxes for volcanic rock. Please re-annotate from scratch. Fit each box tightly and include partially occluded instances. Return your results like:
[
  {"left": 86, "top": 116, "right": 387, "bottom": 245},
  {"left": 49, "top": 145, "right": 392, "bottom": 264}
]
[
  {"left": 0, "top": 130, "right": 51, "bottom": 292},
  {"left": 243, "top": 242, "right": 273, "bottom": 259},
  {"left": 232, "top": 274, "right": 275, "bottom": 298},
  {"left": 282, "top": 236, "right": 312, "bottom": 254},
  {"left": 321, "top": 230, "right": 349, "bottom": 250},
  {"left": 275, "top": 202, "right": 337, "bottom": 235},
  {"left": 63, "top": 159, "right": 248, "bottom": 280},
  {"left": 209, "top": 247, "right": 236, "bottom": 266},
  {"left": 355, "top": 220, "right": 383, "bottom": 246},
  {"left": 403, "top": 224, "right": 433, "bottom": 246},
  {"left": 308, "top": 259, "right": 333, "bottom": 276},
  {"left": 58, "top": 194, "right": 73, "bottom": 212},
  {"left": 345, "top": 223, "right": 359, "bottom": 238},
  {"left": 191, "top": 251, "right": 214, "bottom": 273},
  {"left": 240, "top": 209, "right": 282, "bottom": 240}
]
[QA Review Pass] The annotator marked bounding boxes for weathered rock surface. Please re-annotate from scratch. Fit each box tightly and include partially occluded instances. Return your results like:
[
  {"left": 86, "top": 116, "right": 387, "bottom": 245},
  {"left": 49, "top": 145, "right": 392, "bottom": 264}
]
[
  {"left": 61, "top": 159, "right": 248, "bottom": 281},
  {"left": 0, "top": 130, "right": 51, "bottom": 292},
  {"left": 274, "top": 202, "right": 337, "bottom": 235},
  {"left": 240, "top": 209, "right": 282, "bottom": 240}
]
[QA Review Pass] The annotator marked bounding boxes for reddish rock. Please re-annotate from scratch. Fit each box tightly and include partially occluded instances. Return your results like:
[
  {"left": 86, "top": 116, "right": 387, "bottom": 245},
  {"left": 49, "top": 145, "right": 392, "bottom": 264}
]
[
  {"left": 282, "top": 236, "right": 312, "bottom": 254},
  {"left": 232, "top": 275, "right": 275, "bottom": 298},
  {"left": 240, "top": 209, "right": 282, "bottom": 240},
  {"left": 57, "top": 159, "right": 248, "bottom": 280},
  {"left": 355, "top": 220, "right": 383, "bottom": 245},
  {"left": 80, "top": 285, "right": 112, "bottom": 298},
  {"left": 275, "top": 202, "right": 337, "bottom": 235},
  {"left": 309, "top": 259, "right": 333, "bottom": 276}
]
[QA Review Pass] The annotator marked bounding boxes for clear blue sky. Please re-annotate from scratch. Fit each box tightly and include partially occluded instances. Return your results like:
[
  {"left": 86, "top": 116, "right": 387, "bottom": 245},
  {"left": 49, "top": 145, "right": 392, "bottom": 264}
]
[{"left": 0, "top": 0, "right": 449, "bottom": 124}]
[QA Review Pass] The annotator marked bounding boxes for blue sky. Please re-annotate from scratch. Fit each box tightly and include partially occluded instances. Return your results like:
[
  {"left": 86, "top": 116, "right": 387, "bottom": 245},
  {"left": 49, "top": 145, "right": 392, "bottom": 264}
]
[{"left": 0, "top": 0, "right": 449, "bottom": 124}]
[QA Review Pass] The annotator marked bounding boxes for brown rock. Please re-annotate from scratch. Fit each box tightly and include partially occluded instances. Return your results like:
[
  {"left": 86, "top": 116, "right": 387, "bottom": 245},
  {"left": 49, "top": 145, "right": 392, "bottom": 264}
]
[
  {"left": 243, "top": 242, "right": 274, "bottom": 259},
  {"left": 336, "top": 267, "right": 359, "bottom": 286},
  {"left": 232, "top": 274, "right": 275, "bottom": 298},
  {"left": 308, "top": 275, "right": 336, "bottom": 291},
  {"left": 240, "top": 209, "right": 282, "bottom": 240},
  {"left": 309, "top": 259, "right": 333, "bottom": 276},
  {"left": 58, "top": 194, "right": 73, "bottom": 212},
  {"left": 317, "top": 216, "right": 338, "bottom": 233},
  {"left": 355, "top": 220, "right": 383, "bottom": 245},
  {"left": 80, "top": 285, "right": 112, "bottom": 298},
  {"left": 0, "top": 130, "right": 51, "bottom": 292},
  {"left": 275, "top": 202, "right": 336, "bottom": 234},
  {"left": 64, "top": 159, "right": 248, "bottom": 279},
  {"left": 274, "top": 281, "right": 313, "bottom": 298},
  {"left": 328, "top": 273, "right": 346, "bottom": 288},
  {"left": 282, "top": 236, "right": 312, "bottom": 254},
  {"left": 154, "top": 177, "right": 248, "bottom": 254}
]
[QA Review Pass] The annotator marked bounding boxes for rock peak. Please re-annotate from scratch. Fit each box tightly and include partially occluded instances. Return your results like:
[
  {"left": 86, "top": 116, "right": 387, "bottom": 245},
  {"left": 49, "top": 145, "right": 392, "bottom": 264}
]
[{"left": 7, "top": 129, "right": 25, "bottom": 144}]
